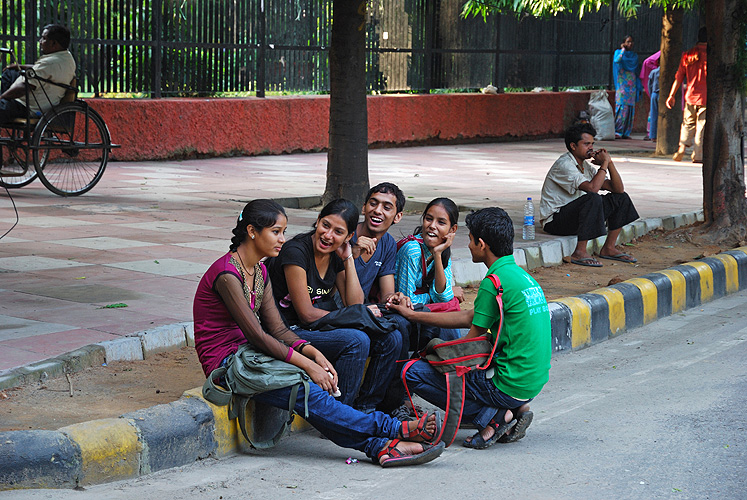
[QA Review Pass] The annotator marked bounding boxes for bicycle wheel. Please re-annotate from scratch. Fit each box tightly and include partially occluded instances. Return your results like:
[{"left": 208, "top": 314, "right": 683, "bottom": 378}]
[
  {"left": 0, "top": 129, "right": 37, "bottom": 188},
  {"left": 32, "top": 102, "right": 110, "bottom": 196}
]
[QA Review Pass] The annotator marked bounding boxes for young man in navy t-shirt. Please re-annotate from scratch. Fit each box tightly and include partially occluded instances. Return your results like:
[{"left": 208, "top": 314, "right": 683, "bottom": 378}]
[{"left": 349, "top": 183, "right": 415, "bottom": 415}]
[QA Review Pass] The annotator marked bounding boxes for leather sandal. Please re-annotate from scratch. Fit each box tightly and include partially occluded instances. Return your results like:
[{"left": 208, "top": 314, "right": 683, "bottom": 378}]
[
  {"left": 462, "top": 409, "right": 516, "bottom": 449},
  {"left": 498, "top": 410, "right": 533, "bottom": 443},
  {"left": 399, "top": 410, "right": 442, "bottom": 443},
  {"left": 378, "top": 439, "right": 446, "bottom": 468}
]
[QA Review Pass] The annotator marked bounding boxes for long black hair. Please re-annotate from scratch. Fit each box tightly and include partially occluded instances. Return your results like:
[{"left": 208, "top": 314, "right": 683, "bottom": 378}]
[
  {"left": 229, "top": 199, "right": 286, "bottom": 252},
  {"left": 414, "top": 197, "right": 459, "bottom": 284}
]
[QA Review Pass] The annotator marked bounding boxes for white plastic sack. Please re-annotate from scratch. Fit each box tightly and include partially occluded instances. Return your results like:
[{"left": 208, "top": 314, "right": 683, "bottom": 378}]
[{"left": 588, "top": 90, "right": 615, "bottom": 140}]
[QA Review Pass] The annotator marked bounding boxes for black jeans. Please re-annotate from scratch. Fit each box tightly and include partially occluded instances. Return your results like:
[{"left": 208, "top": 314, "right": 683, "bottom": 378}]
[{"left": 543, "top": 192, "right": 639, "bottom": 242}]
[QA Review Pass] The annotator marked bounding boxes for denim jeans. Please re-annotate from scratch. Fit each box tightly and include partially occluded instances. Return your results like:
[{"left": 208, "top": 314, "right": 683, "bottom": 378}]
[
  {"left": 376, "top": 312, "right": 463, "bottom": 413},
  {"left": 292, "top": 326, "right": 401, "bottom": 413},
  {"left": 253, "top": 381, "right": 400, "bottom": 459},
  {"left": 403, "top": 359, "right": 529, "bottom": 430}
]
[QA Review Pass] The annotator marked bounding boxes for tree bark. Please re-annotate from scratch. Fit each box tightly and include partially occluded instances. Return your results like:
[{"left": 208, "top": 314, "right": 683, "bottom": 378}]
[
  {"left": 656, "top": 7, "right": 684, "bottom": 156},
  {"left": 702, "top": 0, "right": 746, "bottom": 238},
  {"left": 324, "top": 0, "right": 369, "bottom": 208}
]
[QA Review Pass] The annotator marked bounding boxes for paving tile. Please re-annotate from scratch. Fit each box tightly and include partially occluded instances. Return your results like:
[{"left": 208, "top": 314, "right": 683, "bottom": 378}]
[
  {"left": 54, "top": 237, "right": 160, "bottom": 250},
  {"left": 0, "top": 344, "right": 52, "bottom": 372},
  {"left": 174, "top": 240, "right": 230, "bottom": 252},
  {"left": 0, "top": 256, "right": 92, "bottom": 272},
  {"left": 0, "top": 216, "right": 100, "bottom": 228},
  {"left": 104, "top": 258, "right": 208, "bottom": 277},
  {"left": 0, "top": 314, "right": 75, "bottom": 341},
  {"left": 119, "top": 221, "right": 218, "bottom": 232}
]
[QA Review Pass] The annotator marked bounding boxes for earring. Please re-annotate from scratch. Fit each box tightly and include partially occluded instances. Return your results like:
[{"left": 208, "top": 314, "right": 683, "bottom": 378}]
[{"left": 250, "top": 235, "right": 255, "bottom": 240}]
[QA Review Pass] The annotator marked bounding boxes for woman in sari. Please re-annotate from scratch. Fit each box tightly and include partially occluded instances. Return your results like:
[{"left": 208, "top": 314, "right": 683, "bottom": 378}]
[{"left": 613, "top": 35, "right": 642, "bottom": 139}]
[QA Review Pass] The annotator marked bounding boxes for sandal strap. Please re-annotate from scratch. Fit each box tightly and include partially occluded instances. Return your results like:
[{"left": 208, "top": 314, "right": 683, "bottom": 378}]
[
  {"left": 377, "top": 438, "right": 403, "bottom": 462},
  {"left": 399, "top": 411, "right": 434, "bottom": 441}
]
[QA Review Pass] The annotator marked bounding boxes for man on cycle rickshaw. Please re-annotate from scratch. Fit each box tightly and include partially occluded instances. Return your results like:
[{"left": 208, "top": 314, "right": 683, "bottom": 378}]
[{"left": 0, "top": 24, "right": 76, "bottom": 128}]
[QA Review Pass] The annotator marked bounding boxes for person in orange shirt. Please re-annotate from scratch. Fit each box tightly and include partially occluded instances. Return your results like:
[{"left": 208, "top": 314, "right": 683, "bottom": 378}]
[{"left": 666, "top": 27, "right": 707, "bottom": 163}]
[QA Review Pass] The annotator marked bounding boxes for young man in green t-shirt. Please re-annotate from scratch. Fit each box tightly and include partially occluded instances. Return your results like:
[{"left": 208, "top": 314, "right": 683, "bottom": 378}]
[{"left": 387, "top": 207, "right": 551, "bottom": 448}]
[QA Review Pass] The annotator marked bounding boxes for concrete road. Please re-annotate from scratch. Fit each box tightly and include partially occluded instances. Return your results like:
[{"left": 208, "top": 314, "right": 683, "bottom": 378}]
[{"left": 4, "top": 291, "right": 745, "bottom": 500}]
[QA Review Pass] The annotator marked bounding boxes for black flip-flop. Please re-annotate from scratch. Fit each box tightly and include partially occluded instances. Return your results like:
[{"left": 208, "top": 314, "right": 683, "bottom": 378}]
[
  {"left": 600, "top": 253, "right": 637, "bottom": 263},
  {"left": 571, "top": 257, "right": 603, "bottom": 267}
]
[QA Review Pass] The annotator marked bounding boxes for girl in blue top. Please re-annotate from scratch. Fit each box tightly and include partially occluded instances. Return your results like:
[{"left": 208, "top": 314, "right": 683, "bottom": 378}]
[
  {"left": 395, "top": 197, "right": 463, "bottom": 306},
  {"left": 395, "top": 197, "right": 463, "bottom": 347}
]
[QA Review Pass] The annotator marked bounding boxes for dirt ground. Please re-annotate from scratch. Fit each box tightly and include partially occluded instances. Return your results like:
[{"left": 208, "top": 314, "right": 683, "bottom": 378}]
[{"left": 0, "top": 223, "right": 734, "bottom": 432}]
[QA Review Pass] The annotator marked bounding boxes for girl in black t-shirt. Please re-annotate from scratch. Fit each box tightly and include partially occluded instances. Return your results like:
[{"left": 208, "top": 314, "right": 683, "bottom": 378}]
[{"left": 268, "top": 199, "right": 402, "bottom": 413}]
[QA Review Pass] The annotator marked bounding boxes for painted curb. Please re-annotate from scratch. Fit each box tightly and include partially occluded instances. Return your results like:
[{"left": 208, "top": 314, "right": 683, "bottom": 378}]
[{"left": 550, "top": 247, "right": 747, "bottom": 352}]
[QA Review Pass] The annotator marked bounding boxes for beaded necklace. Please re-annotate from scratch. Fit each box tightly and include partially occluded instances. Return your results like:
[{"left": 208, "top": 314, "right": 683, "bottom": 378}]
[{"left": 230, "top": 253, "right": 264, "bottom": 319}]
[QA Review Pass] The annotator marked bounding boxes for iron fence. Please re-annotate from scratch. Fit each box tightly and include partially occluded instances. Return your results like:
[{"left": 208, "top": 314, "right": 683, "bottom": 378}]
[{"left": 0, "top": 0, "right": 700, "bottom": 98}]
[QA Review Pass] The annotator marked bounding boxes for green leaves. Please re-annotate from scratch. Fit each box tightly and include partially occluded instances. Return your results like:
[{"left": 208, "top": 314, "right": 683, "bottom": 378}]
[{"left": 462, "top": 0, "right": 697, "bottom": 20}]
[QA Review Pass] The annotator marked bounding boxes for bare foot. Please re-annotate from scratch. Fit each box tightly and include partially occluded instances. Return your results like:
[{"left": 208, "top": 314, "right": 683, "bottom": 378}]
[{"left": 378, "top": 440, "right": 427, "bottom": 464}]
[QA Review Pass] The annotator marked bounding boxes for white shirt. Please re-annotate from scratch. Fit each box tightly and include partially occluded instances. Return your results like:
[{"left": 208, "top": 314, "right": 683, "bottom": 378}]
[
  {"left": 539, "top": 151, "right": 600, "bottom": 226},
  {"left": 14, "top": 50, "right": 76, "bottom": 113}
]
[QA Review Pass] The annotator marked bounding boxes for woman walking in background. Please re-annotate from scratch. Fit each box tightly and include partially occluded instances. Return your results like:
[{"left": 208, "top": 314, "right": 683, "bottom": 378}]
[{"left": 613, "top": 35, "right": 642, "bottom": 139}]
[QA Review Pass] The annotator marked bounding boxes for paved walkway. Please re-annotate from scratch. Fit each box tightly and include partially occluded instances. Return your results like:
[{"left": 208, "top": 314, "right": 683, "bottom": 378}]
[{"left": 0, "top": 135, "right": 703, "bottom": 373}]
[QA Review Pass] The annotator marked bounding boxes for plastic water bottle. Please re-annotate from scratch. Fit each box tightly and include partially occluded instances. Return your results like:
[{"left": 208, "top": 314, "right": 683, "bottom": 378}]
[{"left": 523, "top": 197, "right": 535, "bottom": 240}]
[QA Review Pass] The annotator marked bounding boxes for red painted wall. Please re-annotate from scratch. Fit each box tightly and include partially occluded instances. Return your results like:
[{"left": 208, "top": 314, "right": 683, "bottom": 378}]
[{"left": 90, "top": 90, "right": 649, "bottom": 161}]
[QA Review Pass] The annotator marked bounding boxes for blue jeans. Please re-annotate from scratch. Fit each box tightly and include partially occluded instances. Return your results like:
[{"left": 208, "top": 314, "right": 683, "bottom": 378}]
[
  {"left": 374, "top": 312, "right": 463, "bottom": 413},
  {"left": 292, "top": 326, "right": 401, "bottom": 413},
  {"left": 648, "top": 90, "right": 659, "bottom": 140},
  {"left": 403, "top": 359, "right": 529, "bottom": 430},
  {"left": 253, "top": 381, "right": 400, "bottom": 459}
]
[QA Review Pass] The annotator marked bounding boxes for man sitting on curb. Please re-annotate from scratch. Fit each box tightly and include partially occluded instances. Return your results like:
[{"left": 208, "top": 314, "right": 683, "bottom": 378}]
[
  {"left": 539, "top": 123, "right": 640, "bottom": 267},
  {"left": 388, "top": 207, "right": 551, "bottom": 448}
]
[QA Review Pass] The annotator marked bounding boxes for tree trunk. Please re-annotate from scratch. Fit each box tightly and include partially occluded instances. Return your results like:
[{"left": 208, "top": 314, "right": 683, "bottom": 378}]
[
  {"left": 702, "top": 0, "right": 746, "bottom": 238},
  {"left": 324, "top": 0, "right": 369, "bottom": 208},
  {"left": 656, "top": 7, "right": 684, "bottom": 156}
]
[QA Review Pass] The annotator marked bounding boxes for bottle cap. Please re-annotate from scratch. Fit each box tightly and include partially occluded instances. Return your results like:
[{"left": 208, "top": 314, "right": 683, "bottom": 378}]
[{"left": 527, "top": 197, "right": 532, "bottom": 201}]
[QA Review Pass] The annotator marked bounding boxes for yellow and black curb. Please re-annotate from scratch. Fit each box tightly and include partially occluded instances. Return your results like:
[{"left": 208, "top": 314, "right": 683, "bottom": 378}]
[
  {"left": 2, "top": 247, "right": 746, "bottom": 491},
  {"left": 549, "top": 247, "right": 747, "bottom": 351}
]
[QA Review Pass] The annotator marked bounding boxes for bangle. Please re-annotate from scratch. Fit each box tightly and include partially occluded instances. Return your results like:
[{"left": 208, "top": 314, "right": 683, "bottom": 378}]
[
  {"left": 344, "top": 254, "right": 353, "bottom": 262},
  {"left": 291, "top": 339, "right": 306, "bottom": 350},
  {"left": 293, "top": 340, "right": 311, "bottom": 353}
]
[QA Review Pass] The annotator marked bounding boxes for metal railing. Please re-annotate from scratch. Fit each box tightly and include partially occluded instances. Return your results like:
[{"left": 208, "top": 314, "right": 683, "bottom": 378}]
[{"left": 0, "top": 0, "right": 700, "bottom": 98}]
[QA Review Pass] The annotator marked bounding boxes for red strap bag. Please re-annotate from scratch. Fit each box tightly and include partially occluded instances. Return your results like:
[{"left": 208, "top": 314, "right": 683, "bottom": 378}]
[{"left": 401, "top": 274, "right": 503, "bottom": 447}]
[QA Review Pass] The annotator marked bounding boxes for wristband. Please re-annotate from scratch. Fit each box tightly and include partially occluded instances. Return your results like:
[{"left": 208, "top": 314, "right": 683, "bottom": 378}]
[{"left": 284, "top": 346, "right": 293, "bottom": 362}]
